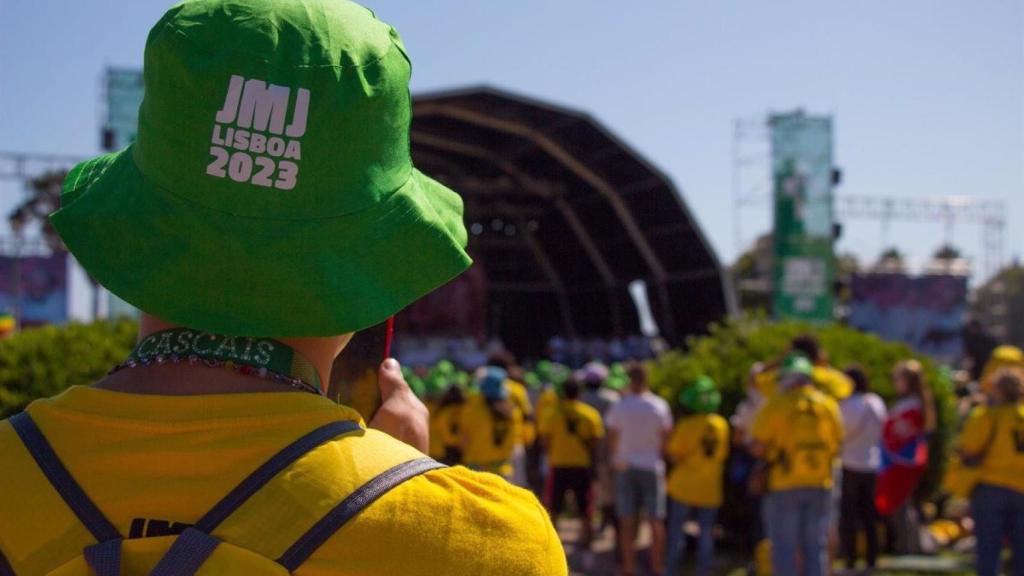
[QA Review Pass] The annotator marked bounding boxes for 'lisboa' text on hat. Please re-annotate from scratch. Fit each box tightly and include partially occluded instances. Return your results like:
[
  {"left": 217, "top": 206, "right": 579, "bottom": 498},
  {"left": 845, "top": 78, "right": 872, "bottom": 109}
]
[{"left": 206, "top": 75, "right": 309, "bottom": 191}]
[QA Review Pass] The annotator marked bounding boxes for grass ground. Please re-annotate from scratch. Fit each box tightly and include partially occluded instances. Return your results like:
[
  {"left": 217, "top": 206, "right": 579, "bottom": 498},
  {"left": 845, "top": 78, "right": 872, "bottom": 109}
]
[{"left": 557, "top": 518, "right": 973, "bottom": 575}]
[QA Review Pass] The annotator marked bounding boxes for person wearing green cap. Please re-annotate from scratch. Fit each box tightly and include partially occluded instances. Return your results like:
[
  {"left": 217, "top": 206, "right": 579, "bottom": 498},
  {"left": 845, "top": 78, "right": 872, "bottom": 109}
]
[
  {"left": 751, "top": 353, "right": 844, "bottom": 576},
  {"left": 664, "top": 376, "right": 729, "bottom": 576},
  {"left": 0, "top": 1, "right": 565, "bottom": 575}
]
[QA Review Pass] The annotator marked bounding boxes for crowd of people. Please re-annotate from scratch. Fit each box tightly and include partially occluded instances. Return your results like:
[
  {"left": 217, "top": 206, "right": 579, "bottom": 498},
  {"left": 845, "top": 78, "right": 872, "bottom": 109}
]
[
  {"left": 8, "top": 0, "right": 1018, "bottom": 574},
  {"left": 407, "top": 337, "right": 1024, "bottom": 576}
]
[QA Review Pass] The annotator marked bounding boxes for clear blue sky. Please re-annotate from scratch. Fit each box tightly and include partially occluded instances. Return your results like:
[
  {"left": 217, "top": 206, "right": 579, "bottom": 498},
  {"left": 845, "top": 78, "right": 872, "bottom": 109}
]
[{"left": 2, "top": 0, "right": 1021, "bottom": 278}]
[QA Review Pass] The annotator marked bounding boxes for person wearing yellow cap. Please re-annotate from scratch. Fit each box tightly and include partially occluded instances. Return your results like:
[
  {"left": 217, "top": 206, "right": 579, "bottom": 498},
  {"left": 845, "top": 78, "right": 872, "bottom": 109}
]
[
  {"left": 979, "top": 345, "right": 1024, "bottom": 394},
  {"left": 956, "top": 368, "right": 1024, "bottom": 576},
  {"left": 665, "top": 376, "right": 729, "bottom": 576},
  {"left": 0, "top": 2, "right": 565, "bottom": 574},
  {"left": 752, "top": 353, "right": 844, "bottom": 576}
]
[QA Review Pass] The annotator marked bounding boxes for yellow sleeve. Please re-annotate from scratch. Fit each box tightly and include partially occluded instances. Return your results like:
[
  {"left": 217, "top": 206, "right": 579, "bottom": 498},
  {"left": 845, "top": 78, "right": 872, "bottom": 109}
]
[
  {"left": 458, "top": 404, "right": 475, "bottom": 450},
  {"left": 509, "top": 381, "right": 533, "bottom": 418},
  {"left": 591, "top": 409, "right": 605, "bottom": 439},
  {"left": 537, "top": 407, "right": 554, "bottom": 438},
  {"left": 958, "top": 407, "right": 995, "bottom": 455},
  {"left": 825, "top": 396, "right": 845, "bottom": 453},
  {"left": 751, "top": 402, "right": 775, "bottom": 445},
  {"left": 441, "top": 407, "right": 461, "bottom": 447},
  {"left": 307, "top": 467, "right": 569, "bottom": 575},
  {"left": 755, "top": 369, "right": 778, "bottom": 398},
  {"left": 812, "top": 366, "right": 852, "bottom": 400},
  {"left": 714, "top": 417, "right": 731, "bottom": 462},
  {"left": 666, "top": 422, "right": 688, "bottom": 460}
]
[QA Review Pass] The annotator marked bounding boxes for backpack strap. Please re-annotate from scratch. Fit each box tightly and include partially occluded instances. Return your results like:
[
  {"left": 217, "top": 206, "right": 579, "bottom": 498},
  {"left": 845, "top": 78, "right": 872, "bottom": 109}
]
[
  {"left": 147, "top": 420, "right": 361, "bottom": 576},
  {"left": 0, "top": 550, "right": 15, "bottom": 576},
  {"left": 147, "top": 528, "right": 220, "bottom": 576},
  {"left": 9, "top": 412, "right": 124, "bottom": 576},
  {"left": 8, "top": 413, "right": 120, "bottom": 543},
  {"left": 276, "top": 456, "right": 446, "bottom": 571}
]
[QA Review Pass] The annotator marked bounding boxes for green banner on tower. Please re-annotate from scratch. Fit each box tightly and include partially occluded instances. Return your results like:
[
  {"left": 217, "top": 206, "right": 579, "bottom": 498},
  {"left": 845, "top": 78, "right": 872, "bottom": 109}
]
[{"left": 770, "top": 112, "right": 834, "bottom": 322}]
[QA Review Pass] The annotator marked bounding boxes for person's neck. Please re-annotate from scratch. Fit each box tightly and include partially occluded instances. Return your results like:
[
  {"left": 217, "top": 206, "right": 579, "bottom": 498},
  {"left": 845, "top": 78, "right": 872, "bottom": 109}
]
[{"left": 102, "top": 314, "right": 352, "bottom": 395}]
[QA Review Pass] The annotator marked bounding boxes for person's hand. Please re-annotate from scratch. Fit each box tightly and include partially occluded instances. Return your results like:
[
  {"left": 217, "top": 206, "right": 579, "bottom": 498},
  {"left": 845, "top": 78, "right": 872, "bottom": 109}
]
[{"left": 369, "top": 358, "right": 429, "bottom": 453}]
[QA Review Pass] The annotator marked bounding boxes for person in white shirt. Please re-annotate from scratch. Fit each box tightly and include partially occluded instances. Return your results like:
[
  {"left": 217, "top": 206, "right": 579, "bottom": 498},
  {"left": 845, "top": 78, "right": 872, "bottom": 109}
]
[
  {"left": 605, "top": 362, "right": 673, "bottom": 576},
  {"left": 838, "top": 365, "right": 887, "bottom": 572}
]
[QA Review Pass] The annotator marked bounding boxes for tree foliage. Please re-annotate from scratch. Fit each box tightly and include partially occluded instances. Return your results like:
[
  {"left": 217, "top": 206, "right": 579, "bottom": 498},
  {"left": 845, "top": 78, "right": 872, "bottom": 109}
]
[
  {"left": 0, "top": 319, "right": 138, "bottom": 418},
  {"left": 647, "top": 314, "right": 956, "bottom": 501},
  {"left": 8, "top": 170, "right": 66, "bottom": 250}
]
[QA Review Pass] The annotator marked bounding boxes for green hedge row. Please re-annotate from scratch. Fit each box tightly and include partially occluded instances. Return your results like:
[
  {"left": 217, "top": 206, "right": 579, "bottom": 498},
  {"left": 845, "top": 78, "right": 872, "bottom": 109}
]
[{"left": 0, "top": 319, "right": 138, "bottom": 418}]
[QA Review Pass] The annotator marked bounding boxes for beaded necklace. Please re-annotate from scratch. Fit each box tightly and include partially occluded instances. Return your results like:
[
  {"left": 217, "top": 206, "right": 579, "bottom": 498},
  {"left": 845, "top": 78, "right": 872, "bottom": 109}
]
[{"left": 108, "top": 328, "right": 323, "bottom": 396}]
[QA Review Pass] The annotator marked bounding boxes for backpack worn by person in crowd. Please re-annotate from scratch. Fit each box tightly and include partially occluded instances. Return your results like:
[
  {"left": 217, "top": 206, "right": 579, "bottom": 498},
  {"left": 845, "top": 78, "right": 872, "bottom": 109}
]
[
  {"left": 0, "top": 413, "right": 444, "bottom": 575},
  {"left": 754, "top": 394, "right": 835, "bottom": 495}
]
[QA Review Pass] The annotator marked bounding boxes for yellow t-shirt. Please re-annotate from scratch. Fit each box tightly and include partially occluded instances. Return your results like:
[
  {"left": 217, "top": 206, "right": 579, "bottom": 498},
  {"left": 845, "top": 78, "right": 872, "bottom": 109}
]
[
  {"left": 957, "top": 403, "right": 1024, "bottom": 494},
  {"left": 459, "top": 394, "right": 523, "bottom": 478},
  {"left": 536, "top": 388, "right": 558, "bottom": 426},
  {"left": 538, "top": 399, "right": 604, "bottom": 469},
  {"left": 428, "top": 403, "right": 462, "bottom": 460},
  {"left": 0, "top": 386, "right": 565, "bottom": 576},
  {"left": 812, "top": 365, "right": 853, "bottom": 400},
  {"left": 754, "top": 365, "right": 853, "bottom": 400},
  {"left": 507, "top": 379, "right": 535, "bottom": 446},
  {"left": 666, "top": 414, "right": 730, "bottom": 508},
  {"left": 752, "top": 385, "right": 844, "bottom": 491}
]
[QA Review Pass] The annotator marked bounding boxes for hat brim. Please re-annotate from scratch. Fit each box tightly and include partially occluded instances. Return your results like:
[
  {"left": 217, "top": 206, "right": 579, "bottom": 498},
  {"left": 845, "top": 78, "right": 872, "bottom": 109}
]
[{"left": 51, "top": 145, "right": 472, "bottom": 337}]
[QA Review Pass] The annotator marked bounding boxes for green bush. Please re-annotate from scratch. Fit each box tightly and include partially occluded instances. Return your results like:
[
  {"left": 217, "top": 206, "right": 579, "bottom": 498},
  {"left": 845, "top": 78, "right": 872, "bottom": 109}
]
[
  {"left": 0, "top": 319, "right": 138, "bottom": 418},
  {"left": 647, "top": 313, "right": 956, "bottom": 501}
]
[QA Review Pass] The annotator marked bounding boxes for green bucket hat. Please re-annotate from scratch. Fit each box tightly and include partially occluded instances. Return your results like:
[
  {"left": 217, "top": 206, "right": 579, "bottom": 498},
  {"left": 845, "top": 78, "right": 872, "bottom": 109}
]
[
  {"left": 50, "top": 0, "right": 471, "bottom": 337},
  {"left": 679, "top": 375, "right": 721, "bottom": 413},
  {"left": 780, "top": 353, "right": 815, "bottom": 381}
]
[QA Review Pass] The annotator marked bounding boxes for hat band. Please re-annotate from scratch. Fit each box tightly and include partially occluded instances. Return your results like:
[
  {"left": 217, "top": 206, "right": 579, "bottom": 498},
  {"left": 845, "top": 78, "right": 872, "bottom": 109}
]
[{"left": 123, "top": 328, "right": 321, "bottom": 391}]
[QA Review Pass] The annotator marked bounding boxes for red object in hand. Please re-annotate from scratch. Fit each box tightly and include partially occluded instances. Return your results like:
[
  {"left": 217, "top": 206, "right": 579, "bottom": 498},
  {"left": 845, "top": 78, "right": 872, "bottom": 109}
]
[{"left": 383, "top": 316, "right": 395, "bottom": 360}]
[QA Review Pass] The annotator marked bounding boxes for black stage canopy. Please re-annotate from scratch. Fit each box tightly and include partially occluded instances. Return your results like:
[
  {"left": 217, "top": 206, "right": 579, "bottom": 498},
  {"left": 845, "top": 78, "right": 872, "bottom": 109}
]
[{"left": 408, "top": 87, "right": 735, "bottom": 355}]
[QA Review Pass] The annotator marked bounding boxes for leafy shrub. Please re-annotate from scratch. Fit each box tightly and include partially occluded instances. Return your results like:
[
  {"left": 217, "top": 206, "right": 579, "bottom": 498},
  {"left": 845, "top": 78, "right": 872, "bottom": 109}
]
[
  {"left": 647, "top": 313, "right": 956, "bottom": 501},
  {"left": 0, "top": 319, "right": 138, "bottom": 418}
]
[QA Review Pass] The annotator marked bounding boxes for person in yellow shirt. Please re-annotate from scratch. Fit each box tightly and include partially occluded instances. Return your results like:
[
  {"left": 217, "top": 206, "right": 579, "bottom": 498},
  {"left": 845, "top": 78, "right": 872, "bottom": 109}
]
[
  {"left": 460, "top": 368, "right": 523, "bottom": 480},
  {"left": 486, "top": 353, "right": 536, "bottom": 487},
  {"left": 0, "top": 1, "right": 566, "bottom": 574},
  {"left": 957, "top": 368, "right": 1024, "bottom": 576},
  {"left": 538, "top": 378, "right": 605, "bottom": 553},
  {"left": 752, "top": 353, "right": 844, "bottom": 576},
  {"left": 535, "top": 361, "right": 569, "bottom": 423},
  {"left": 429, "top": 382, "right": 466, "bottom": 465},
  {"left": 665, "top": 376, "right": 729, "bottom": 576}
]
